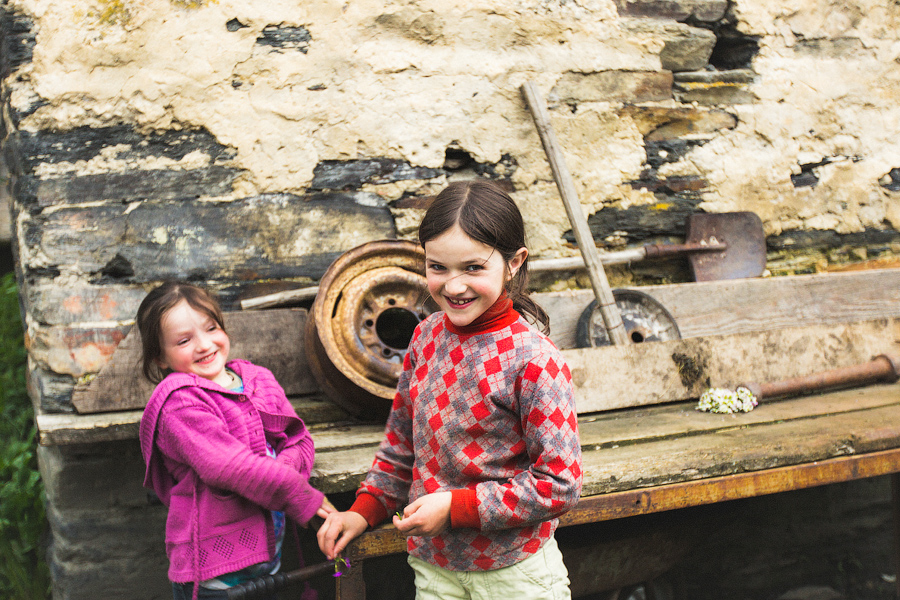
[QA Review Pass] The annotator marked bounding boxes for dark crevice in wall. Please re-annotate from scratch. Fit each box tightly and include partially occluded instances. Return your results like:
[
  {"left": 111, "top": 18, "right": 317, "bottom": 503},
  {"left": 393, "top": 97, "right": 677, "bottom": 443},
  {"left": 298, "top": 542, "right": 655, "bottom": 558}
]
[
  {"left": 94, "top": 253, "right": 135, "bottom": 283},
  {"left": 226, "top": 18, "right": 248, "bottom": 32},
  {"left": 791, "top": 156, "right": 862, "bottom": 188},
  {"left": 443, "top": 148, "right": 474, "bottom": 171},
  {"left": 880, "top": 168, "right": 900, "bottom": 192},
  {"left": 627, "top": 138, "right": 709, "bottom": 196},
  {"left": 704, "top": 22, "right": 760, "bottom": 70}
]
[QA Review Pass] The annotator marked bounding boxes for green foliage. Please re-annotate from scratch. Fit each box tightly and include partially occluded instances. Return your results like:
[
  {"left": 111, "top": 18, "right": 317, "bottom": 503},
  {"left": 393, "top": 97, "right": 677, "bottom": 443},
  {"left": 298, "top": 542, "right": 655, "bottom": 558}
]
[{"left": 0, "top": 273, "right": 50, "bottom": 600}]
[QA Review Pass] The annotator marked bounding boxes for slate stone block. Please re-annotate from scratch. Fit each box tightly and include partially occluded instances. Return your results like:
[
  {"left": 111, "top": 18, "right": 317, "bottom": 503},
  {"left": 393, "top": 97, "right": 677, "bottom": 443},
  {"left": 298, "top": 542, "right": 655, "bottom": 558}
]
[
  {"left": 39, "top": 441, "right": 149, "bottom": 511},
  {"left": 22, "top": 283, "right": 148, "bottom": 326},
  {"left": 660, "top": 25, "right": 717, "bottom": 72},
  {"left": 621, "top": 106, "right": 737, "bottom": 141},
  {"left": 767, "top": 228, "right": 900, "bottom": 252},
  {"left": 615, "top": 0, "right": 728, "bottom": 21},
  {"left": 674, "top": 69, "right": 756, "bottom": 105},
  {"left": 0, "top": 8, "right": 34, "bottom": 75},
  {"left": 28, "top": 365, "right": 76, "bottom": 414},
  {"left": 20, "top": 192, "right": 395, "bottom": 283},
  {"left": 311, "top": 158, "right": 444, "bottom": 190},
  {"left": 256, "top": 24, "right": 311, "bottom": 53},
  {"left": 17, "top": 166, "right": 240, "bottom": 208},
  {"left": 6, "top": 126, "right": 241, "bottom": 209},
  {"left": 554, "top": 71, "right": 673, "bottom": 104},
  {"left": 566, "top": 196, "right": 704, "bottom": 246}
]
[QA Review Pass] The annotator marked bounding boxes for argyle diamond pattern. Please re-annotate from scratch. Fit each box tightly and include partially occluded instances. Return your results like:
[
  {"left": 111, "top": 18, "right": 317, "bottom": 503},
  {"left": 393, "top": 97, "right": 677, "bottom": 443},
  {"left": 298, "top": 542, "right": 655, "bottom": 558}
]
[{"left": 359, "top": 311, "right": 582, "bottom": 572}]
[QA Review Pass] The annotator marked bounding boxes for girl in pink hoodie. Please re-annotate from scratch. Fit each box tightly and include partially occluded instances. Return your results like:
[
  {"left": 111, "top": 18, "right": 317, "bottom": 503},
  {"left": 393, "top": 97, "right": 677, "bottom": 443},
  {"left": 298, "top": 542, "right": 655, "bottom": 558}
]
[{"left": 137, "top": 281, "right": 333, "bottom": 600}]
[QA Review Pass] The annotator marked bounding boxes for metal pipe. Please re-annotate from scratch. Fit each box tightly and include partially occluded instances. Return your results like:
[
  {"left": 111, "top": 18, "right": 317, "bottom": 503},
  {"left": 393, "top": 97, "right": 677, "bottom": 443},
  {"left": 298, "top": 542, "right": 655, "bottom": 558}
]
[{"left": 740, "top": 354, "right": 900, "bottom": 401}]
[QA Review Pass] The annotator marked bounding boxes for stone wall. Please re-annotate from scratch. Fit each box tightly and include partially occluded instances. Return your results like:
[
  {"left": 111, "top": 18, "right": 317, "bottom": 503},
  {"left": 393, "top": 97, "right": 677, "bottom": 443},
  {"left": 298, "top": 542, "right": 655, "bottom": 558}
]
[
  {"left": 5, "top": 0, "right": 900, "bottom": 414},
  {"left": 2, "top": 0, "right": 900, "bottom": 598}
]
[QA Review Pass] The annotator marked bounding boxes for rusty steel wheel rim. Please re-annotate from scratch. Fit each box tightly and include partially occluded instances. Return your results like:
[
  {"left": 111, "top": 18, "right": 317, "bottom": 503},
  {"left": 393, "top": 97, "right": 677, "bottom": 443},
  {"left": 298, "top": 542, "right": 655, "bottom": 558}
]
[{"left": 305, "top": 240, "right": 433, "bottom": 420}]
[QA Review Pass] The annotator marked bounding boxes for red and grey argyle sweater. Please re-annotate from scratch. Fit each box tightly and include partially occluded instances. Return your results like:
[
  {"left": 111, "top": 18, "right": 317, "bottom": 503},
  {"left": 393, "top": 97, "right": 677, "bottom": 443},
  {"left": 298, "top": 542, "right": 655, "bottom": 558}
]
[{"left": 350, "top": 301, "right": 582, "bottom": 571}]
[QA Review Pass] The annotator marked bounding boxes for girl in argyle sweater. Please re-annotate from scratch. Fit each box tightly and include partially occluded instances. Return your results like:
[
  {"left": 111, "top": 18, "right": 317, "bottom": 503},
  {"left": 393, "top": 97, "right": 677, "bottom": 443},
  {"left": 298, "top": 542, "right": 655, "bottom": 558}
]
[{"left": 318, "top": 180, "right": 582, "bottom": 599}]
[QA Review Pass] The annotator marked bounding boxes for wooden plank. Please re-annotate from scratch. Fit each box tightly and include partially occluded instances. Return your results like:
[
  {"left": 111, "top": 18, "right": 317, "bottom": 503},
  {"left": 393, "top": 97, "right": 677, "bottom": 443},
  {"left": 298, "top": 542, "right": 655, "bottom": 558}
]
[
  {"left": 579, "top": 399, "right": 900, "bottom": 496},
  {"left": 39, "top": 397, "right": 348, "bottom": 446},
  {"left": 343, "top": 446, "right": 900, "bottom": 561},
  {"left": 568, "top": 446, "right": 900, "bottom": 524},
  {"left": 577, "top": 382, "right": 900, "bottom": 451},
  {"left": 307, "top": 384, "right": 900, "bottom": 496},
  {"left": 71, "top": 308, "right": 317, "bottom": 413},
  {"left": 564, "top": 317, "right": 900, "bottom": 413},
  {"left": 36, "top": 410, "right": 144, "bottom": 446},
  {"left": 538, "top": 268, "right": 900, "bottom": 349}
]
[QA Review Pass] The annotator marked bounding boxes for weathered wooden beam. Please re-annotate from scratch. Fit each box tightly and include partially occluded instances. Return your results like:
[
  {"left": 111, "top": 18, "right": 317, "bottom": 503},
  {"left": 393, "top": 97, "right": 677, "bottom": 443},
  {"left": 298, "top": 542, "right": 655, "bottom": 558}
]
[
  {"left": 564, "top": 317, "right": 900, "bottom": 413},
  {"left": 541, "top": 268, "right": 900, "bottom": 349},
  {"left": 37, "top": 397, "right": 348, "bottom": 446},
  {"left": 341, "top": 444, "right": 900, "bottom": 562},
  {"left": 70, "top": 308, "right": 317, "bottom": 413}
]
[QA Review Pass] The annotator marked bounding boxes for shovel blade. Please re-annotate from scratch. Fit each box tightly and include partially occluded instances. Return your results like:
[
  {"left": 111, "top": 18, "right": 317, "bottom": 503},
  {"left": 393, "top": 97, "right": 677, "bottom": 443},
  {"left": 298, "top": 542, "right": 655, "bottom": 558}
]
[{"left": 686, "top": 212, "right": 766, "bottom": 281}]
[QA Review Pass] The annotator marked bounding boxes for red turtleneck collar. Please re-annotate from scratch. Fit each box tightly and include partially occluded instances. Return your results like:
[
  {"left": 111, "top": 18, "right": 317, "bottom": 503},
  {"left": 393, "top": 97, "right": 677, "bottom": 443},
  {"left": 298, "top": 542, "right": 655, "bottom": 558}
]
[{"left": 444, "top": 291, "right": 519, "bottom": 336}]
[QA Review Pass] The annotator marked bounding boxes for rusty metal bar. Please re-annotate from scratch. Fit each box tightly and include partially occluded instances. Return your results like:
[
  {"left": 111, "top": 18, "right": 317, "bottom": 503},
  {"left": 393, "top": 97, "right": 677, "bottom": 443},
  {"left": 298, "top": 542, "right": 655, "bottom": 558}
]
[
  {"left": 741, "top": 354, "right": 900, "bottom": 401},
  {"left": 225, "top": 560, "right": 337, "bottom": 599}
]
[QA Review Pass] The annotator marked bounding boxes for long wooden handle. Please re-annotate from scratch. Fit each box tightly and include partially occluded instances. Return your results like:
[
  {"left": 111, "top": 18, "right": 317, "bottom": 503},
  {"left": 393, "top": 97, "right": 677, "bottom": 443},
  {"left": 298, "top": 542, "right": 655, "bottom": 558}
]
[{"left": 520, "top": 81, "right": 629, "bottom": 345}]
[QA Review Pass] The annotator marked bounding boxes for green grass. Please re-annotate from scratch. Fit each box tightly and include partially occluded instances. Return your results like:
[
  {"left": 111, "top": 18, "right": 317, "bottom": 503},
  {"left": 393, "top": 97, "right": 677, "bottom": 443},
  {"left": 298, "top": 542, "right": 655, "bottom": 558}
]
[{"left": 0, "top": 272, "right": 51, "bottom": 600}]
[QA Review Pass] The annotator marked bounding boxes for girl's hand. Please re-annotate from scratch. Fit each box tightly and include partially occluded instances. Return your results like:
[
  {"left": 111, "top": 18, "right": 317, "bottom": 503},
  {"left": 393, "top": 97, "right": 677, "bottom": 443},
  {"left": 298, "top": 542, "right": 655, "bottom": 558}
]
[
  {"left": 316, "top": 511, "right": 369, "bottom": 561},
  {"left": 316, "top": 496, "right": 338, "bottom": 520},
  {"left": 393, "top": 491, "right": 452, "bottom": 538}
]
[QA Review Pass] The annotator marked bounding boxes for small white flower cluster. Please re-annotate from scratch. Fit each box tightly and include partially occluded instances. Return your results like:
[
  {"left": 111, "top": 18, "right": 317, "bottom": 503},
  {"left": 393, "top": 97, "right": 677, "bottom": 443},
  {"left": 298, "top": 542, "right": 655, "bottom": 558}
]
[{"left": 696, "top": 386, "right": 758, "bottom": 414}]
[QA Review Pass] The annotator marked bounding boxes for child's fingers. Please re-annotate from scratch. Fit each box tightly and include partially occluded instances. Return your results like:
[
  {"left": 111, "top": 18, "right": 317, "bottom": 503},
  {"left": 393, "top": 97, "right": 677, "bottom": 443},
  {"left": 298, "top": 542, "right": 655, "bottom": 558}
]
[
  {"left": 331, "top": 530, "right": 357, "bottom": 558},
  {"left": 316, "top": 515, "right": 341, "bottom": 558}
]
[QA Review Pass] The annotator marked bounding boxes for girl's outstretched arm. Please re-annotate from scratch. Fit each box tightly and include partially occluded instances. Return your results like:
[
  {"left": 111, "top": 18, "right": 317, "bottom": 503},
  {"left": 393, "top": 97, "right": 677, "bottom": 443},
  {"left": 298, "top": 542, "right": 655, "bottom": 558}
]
[{"left": 316, "top": 510, "right": 369, "bottom": 560}]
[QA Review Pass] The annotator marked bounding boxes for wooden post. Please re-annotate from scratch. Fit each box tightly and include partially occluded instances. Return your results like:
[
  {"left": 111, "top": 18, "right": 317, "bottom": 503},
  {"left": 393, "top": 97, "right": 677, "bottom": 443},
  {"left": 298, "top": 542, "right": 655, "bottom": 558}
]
[
  {"left": 335, "top": 559, "right": 366, "bottom": 600},
  {"left": 520, "top": 80, "right": 629, "bottom": 346},
  {"left": 892, "top": 473, "right": 900, "bottom": 599}
]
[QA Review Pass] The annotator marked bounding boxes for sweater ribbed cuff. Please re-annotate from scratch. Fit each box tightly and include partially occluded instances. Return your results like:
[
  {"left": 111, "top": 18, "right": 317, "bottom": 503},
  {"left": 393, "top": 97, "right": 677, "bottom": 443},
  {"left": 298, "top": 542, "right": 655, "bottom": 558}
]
[
  {"left": 450, "top": 489, "right": 480, "bottom": 529},
  {"left": 349, "top": 493, "right": 388, "bottom": 528}
]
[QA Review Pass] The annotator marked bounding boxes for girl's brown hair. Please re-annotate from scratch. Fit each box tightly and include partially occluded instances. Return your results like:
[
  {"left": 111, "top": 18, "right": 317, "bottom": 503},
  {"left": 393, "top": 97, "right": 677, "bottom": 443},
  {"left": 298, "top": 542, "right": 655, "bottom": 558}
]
[
  {"left": 136, "top": 281, "right": 227, "bottom": 383},
  {"left": 418, "top": 179, "right": 550, "bottom": 333}
]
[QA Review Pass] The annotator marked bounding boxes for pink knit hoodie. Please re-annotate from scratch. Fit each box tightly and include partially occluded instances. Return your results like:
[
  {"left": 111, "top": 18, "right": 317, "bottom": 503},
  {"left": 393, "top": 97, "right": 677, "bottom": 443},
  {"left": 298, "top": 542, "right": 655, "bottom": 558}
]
[{"left": 139, "top": 359, "right": 324, "bottom": 584}]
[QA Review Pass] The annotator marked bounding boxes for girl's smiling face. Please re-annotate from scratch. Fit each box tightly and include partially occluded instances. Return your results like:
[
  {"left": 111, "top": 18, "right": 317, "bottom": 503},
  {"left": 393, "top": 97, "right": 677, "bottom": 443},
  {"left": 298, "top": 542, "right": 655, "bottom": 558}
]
[
  {"left": 424, "top": 223, "right": 527, "bottom": 327},
  {"left": 157, "top": 299, "right": 232, "bottom": 387}
]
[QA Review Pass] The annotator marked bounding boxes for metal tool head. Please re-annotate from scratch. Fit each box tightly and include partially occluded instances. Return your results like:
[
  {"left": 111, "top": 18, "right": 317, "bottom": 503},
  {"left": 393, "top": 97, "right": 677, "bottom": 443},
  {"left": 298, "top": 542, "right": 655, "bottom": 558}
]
[{"left": 685, "top": 212, "right": 767, "bottom": 282}]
